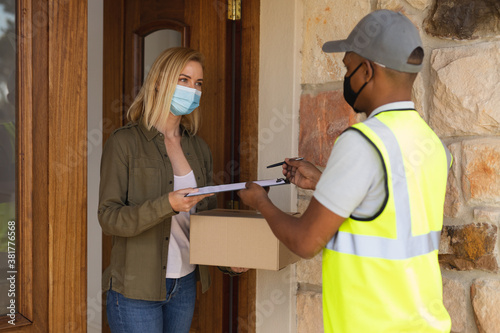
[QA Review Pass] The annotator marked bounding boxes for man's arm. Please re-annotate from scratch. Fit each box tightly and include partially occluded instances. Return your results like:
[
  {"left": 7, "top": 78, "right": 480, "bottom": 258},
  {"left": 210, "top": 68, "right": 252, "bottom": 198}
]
[{"left": 238, "top": 183, "right": 345, "bottom": 259}]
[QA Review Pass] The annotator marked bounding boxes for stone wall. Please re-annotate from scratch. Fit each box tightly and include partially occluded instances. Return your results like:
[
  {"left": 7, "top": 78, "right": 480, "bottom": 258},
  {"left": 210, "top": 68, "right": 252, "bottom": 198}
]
[{"left": 295, "top": 0, "right": 500, "bottom": 332}]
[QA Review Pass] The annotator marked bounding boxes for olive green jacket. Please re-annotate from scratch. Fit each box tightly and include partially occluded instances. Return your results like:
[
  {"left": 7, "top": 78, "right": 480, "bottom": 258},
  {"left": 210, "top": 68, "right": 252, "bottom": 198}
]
[{"left": 98, "top": 121, "right": 216, "bottom": 301}]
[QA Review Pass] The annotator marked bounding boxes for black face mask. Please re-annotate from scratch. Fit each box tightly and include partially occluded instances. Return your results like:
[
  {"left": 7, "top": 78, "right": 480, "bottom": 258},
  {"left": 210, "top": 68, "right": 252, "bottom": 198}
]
[{"left": 343, "top": 62, "right": 369, "bottom": 113}]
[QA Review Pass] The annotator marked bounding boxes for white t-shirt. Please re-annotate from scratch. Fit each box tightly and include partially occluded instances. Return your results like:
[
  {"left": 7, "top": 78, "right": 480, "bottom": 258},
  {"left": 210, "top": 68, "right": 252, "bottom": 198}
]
[
  {"left": 166, "top": 170, "right": 197, "bottom": 278},
  {"left": 314, "top": 102, "right": 416, "bottom": 219}
]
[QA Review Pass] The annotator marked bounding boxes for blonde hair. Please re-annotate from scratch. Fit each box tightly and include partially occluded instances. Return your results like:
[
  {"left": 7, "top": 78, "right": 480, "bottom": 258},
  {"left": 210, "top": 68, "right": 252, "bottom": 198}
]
[{"left": 127, "top": 47, "right": 205, "bottom": 134}]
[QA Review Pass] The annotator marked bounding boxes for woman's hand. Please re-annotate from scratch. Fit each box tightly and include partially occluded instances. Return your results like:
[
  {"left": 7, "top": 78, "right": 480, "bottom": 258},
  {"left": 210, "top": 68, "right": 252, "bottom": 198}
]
[
  {"left": 282, "top": 158, "right": 322, "bottom": 190},
  {"left": 168, "top": 188, "right": 214, "bottom": 212},
  {"left": 230, "top": 267, "right": 249, "bottom": 274}
]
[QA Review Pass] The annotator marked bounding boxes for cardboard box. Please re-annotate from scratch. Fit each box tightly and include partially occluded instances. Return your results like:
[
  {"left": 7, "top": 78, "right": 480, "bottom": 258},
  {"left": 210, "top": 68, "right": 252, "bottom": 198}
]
[{"left": 190, "top": 209, "right": 300, "bottom": 271}]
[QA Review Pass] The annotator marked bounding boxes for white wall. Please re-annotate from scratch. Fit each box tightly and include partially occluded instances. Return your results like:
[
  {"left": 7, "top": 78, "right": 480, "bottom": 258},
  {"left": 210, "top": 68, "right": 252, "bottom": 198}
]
[
  {"left": 87, "top": 1, "right": 103, "bottom": 332},
  {"left": 257, "top": 0, "right": 302, "bottom": 332}
]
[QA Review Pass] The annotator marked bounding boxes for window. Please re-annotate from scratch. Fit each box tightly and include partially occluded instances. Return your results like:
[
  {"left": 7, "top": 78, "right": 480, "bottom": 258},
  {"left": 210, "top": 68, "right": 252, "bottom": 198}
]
[
  {"left": 0, "top": 0, "right": 32, "bottom": 328},
  {"left": 0, "top": 0, "right": 16, "bottom": 319}
]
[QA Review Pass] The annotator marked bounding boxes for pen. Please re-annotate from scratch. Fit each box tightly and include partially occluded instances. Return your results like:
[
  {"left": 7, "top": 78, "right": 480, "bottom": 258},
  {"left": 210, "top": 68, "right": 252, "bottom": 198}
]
[{"left": 266, "top": 157, "right": 304, "bottom": 168}]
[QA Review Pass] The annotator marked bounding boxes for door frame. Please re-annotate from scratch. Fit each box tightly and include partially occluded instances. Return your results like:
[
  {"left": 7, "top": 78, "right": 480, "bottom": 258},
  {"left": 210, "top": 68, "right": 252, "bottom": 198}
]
[
  {"left": 6, "top": 0, "right": 88, "bottom": 331},
  {"left": 234, "top": 0, "right": 260, "bottom": 331}
]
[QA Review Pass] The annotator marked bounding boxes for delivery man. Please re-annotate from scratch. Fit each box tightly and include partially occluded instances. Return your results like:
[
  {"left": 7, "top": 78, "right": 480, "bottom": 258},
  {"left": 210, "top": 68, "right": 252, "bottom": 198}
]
[{"left": 238, "top": 9, "right": 452, "bottom": 332}]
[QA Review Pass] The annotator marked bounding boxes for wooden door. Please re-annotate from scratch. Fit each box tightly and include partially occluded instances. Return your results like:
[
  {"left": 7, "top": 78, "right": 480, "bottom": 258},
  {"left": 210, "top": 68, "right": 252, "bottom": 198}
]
[
  {"left": 6, "top": 0, "right": 88, "bottom": 332},
  {"left": 102, "top": 0, "right": 260, "bottom": 332}
]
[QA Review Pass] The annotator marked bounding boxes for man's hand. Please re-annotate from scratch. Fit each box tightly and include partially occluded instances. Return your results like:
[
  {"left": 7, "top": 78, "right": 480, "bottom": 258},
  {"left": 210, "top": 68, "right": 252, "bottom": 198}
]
[
  {"left": 282, "top": 158, "right": 322, "bottom": 190},
  {"left": 237, "top": 182, "right": 271, "bottom": 210},
  {"left": 168, "top": 188, "right": 214, "bottom": 212}
]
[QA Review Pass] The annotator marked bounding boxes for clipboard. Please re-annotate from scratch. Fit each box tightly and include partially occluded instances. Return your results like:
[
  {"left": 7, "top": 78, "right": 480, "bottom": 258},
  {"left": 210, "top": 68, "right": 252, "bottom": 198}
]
[{"left": 185, "top": 178, "right": 289, "bottom": 197}]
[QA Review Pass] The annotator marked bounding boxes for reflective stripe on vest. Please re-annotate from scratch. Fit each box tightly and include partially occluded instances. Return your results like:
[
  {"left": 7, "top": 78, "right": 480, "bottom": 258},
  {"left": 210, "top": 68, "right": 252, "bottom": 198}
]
[{"left": 325, "top": 115, "right": 440, "bottom": 260}]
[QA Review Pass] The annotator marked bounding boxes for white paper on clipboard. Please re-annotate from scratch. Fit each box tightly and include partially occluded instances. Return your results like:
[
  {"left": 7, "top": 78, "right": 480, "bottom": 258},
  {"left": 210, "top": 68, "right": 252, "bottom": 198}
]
[{"left": 185, "top": 178, "right": 289, "bottom": 197}]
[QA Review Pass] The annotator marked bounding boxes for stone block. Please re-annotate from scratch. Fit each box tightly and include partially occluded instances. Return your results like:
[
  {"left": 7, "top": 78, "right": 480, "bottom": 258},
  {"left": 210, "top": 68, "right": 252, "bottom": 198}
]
[
  {"left": 375, "top": 1, "right": 425, "bottom": 25},
  {"left": 462, "top": 139, "right": 500, "bottom": 205},
  {"left": 302, "top": 0, "right": 371, "bottom": 84},
  {"left": 444, "top": 143, "right": 462, "bottom": 218},
  {"left": 439, "top": 223, "right": 498, "bottom": 272},
  {"left": 442, "top": 277, "right": 466, "bottom": 332},
  {"left": 425, "top": 0, "right": 500, "bottom": 40},
  {"left": 445, "top": 170, "right": 461, "bottom": 218},
  {"left": 299, "top": 90, "right": 358, "bottom": 167},
  {"left": 297, "top": 187, "right": 314, "bottom": 214},
  {"left": 296, "top": 252, "right": 322, "bottom": 286},
  {"left": 407, "top": 0, "right": 432, "bottom": 10},
  {"left": 297, "top": 290, "right": 323, "bottom": 333},
  {"left": 297, "top": 187, "right": 313, "bottom": 214},
  {"left": 412, "top": 73, "right": 426, "bottom": 120},
  {"left": 378, "top": 0, "right": 433, "bottom": 11},
  {"left": 297, "top": 187, "right": 314, "bottom": 198},
  {"left": 376, "top": 0, "right": 405, "bottom": 12},
  {"left": 471, "top": 279, "right": 500, "bottom": 333},
  {"left": 297, "top": 196, "right": 311, "bottom": 215},
  {"left": 430, "top": 43, "right": 500, "bottom": 137},
  {"left": 474, "top": 208, "right": 500, "bottom": 224}
]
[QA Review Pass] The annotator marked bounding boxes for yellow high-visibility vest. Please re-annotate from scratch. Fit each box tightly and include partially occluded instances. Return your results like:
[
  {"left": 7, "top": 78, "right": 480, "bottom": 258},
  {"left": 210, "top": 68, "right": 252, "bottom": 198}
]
[{"left": 323, "top": 110, "right": 452, "bottom": 333}]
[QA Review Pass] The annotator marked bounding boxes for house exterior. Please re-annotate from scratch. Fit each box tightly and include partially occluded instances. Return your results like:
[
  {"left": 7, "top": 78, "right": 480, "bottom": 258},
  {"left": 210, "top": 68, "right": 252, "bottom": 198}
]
[{"left": 3, "top": 0, "right": 499, "bottom": 332}]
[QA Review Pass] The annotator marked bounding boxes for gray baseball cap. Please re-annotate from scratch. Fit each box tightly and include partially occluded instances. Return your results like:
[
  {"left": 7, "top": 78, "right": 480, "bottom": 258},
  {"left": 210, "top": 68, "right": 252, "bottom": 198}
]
[{"left": 322, "top": 10, "right": 423, "bottom": 73}]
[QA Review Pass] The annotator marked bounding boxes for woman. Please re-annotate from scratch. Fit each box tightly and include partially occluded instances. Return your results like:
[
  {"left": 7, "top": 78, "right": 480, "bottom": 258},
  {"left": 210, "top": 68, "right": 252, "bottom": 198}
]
[{"left": 99, "top": 47, "right": 225, "bottom": 332}]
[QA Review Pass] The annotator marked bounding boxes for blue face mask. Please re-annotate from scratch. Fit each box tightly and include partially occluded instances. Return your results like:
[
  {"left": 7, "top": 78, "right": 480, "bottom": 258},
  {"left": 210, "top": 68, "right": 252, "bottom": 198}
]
[{"left": 170, "top": 85, "right": 202, "bottom": 116}]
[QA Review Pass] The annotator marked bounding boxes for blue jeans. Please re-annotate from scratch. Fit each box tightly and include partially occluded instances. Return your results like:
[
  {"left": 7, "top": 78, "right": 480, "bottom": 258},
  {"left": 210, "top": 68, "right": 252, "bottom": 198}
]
[{"left": 106, "top": 271, "right": 197, "bottom": 333}]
